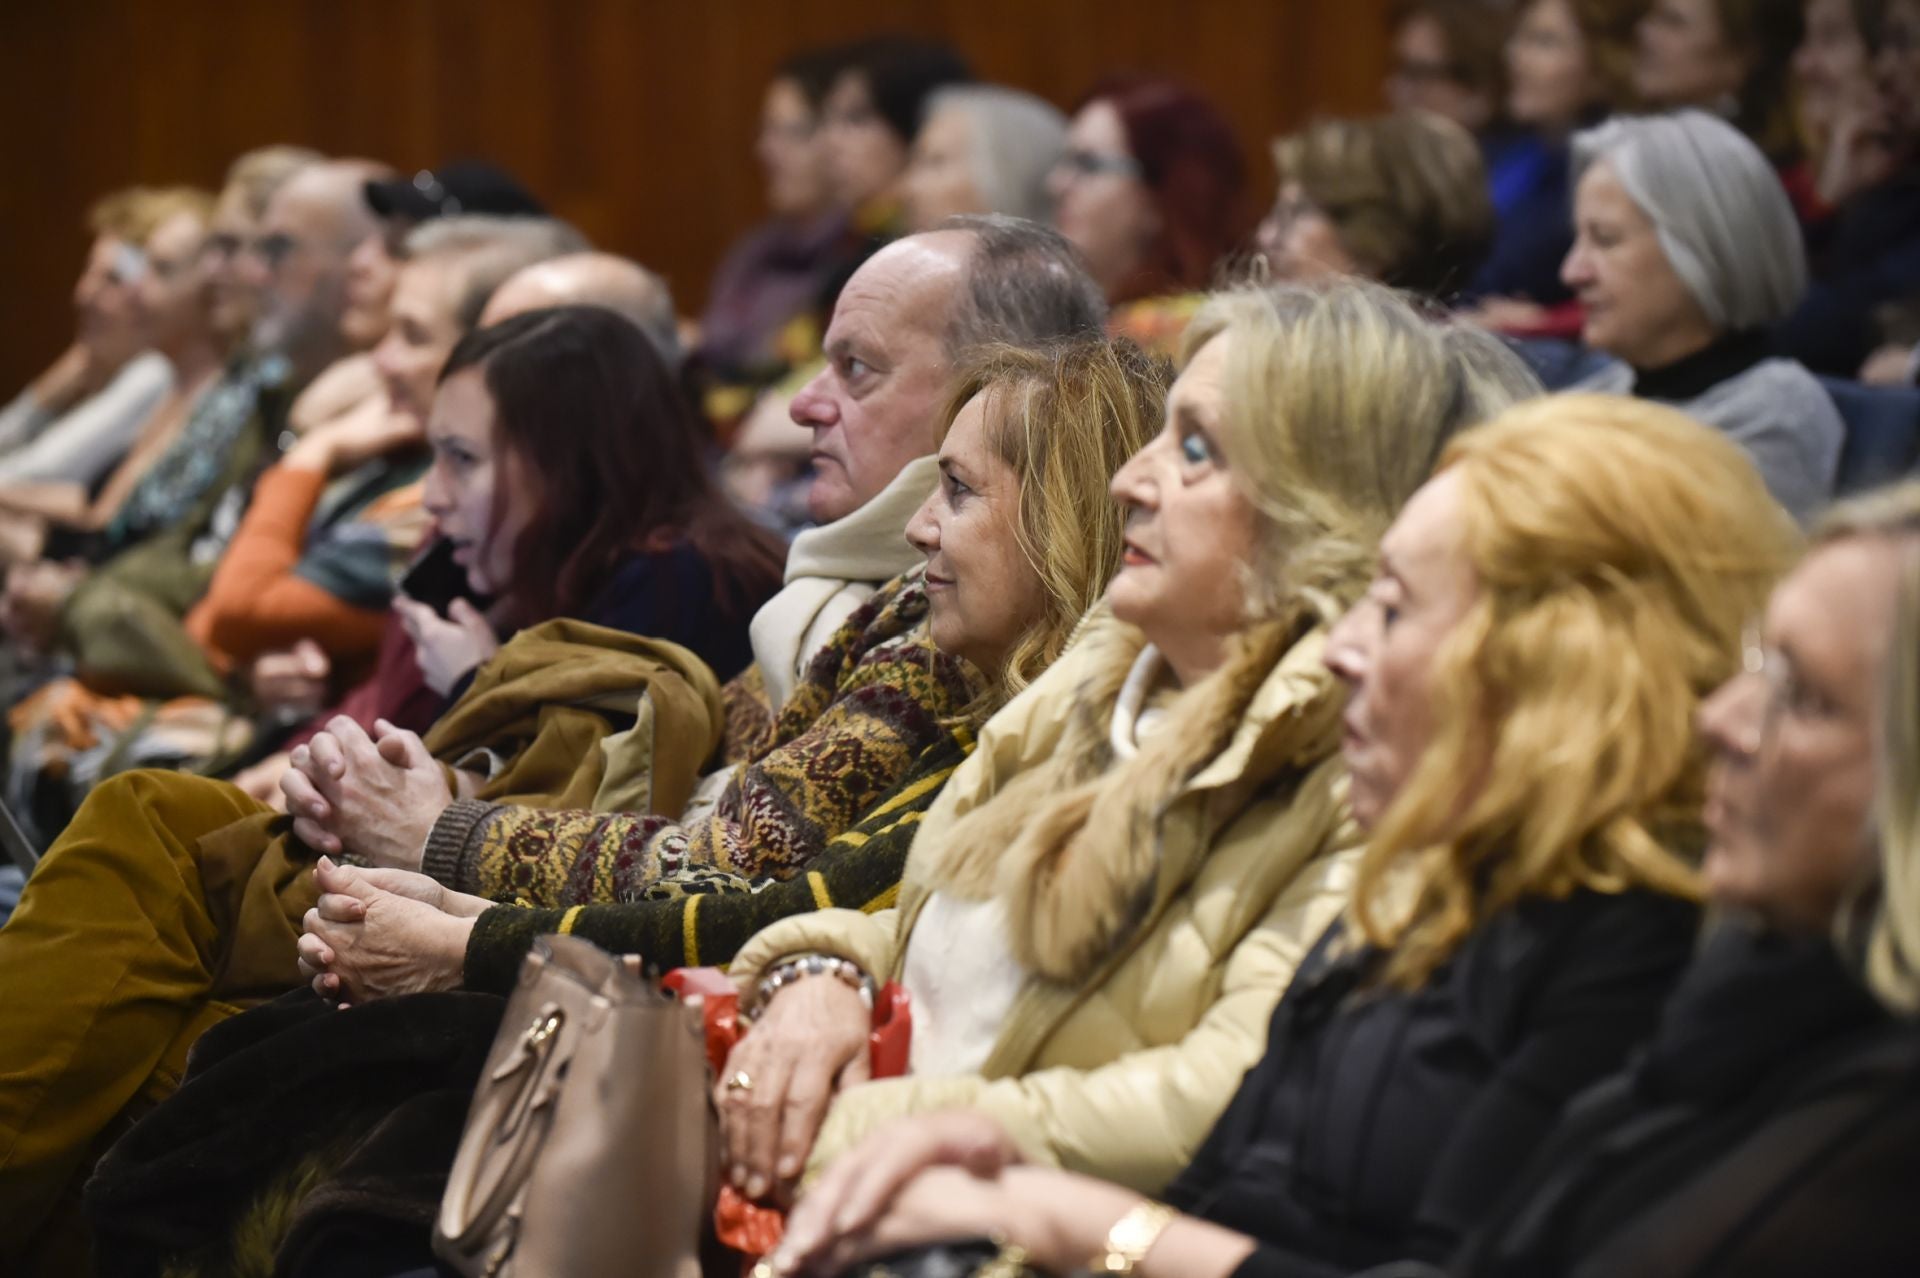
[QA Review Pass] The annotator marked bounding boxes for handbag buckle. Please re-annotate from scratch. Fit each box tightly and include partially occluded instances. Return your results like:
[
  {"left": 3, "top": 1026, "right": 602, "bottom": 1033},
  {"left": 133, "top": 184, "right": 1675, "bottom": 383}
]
[{"left": 523, "top": 1010, "right": 564, "bottom": 1050}]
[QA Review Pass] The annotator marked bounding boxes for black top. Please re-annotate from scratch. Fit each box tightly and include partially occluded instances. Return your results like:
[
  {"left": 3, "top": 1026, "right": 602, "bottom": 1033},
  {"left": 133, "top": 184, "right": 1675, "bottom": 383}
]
[
  {"left": 1162, "top": 888, "right": 1701, "bottom": 1278},
  {"left": 1631, "top": 329, "right": 1772, "bottom": 403},
  {"left": 1456, "top": 922, "right": 1920, "bottom": 1278},
  {"left": 1776, "top": 167, "right": 1920, "bottom": 377}
]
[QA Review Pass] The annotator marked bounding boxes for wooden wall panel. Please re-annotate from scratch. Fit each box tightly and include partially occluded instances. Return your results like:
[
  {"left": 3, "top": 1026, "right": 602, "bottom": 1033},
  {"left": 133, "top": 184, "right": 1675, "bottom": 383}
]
[{"left": 0, "top": 0, "right": 1390, "bottom": 395}]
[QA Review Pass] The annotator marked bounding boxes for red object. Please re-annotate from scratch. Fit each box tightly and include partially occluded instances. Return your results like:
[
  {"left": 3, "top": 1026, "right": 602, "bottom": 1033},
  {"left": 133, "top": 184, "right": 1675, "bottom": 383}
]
[{"left": 660, "top": 965, "right": 913, "bottom": 1269}]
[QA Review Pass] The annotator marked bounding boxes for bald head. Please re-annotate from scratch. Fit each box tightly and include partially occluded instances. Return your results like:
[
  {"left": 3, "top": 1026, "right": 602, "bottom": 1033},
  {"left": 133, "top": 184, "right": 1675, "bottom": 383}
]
[
  {"left": 480, "top": 252, "right": 681, "bottom": 364},
  {"left": 250, "top": 159, "right": 393, "bottom": 376}
]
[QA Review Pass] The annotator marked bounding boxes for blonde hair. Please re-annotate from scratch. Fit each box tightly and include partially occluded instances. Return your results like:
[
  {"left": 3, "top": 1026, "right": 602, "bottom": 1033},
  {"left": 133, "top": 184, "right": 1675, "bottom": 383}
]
[
  {"left": 936, "top": 338, "right": 1170, "bottom": 707},
  {"left": 88, "top": 186, "right": 217, "bottom": 247},
  {"left": 1181, "top": 280, "right": 1539, "bottom": 628},
  {"left": 931, "top": 281, "right": 1539, "bottom": 982},
  {"left": 221, "top": 144, "right": 323, "bottom": 220},
  {"left": 1271, "top": 113, "right": 1495, "bottom": 297},
  {"left": 1816, "top": 483, "right": 1920, "bottom": 1012},
  {"left": 1353, "top": 393, "right": 1798, "bottom": 987}
]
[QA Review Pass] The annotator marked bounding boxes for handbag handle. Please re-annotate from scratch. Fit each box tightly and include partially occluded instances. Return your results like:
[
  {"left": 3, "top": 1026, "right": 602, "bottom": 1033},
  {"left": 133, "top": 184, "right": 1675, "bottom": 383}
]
[{"left": 440, "top": 1002, "right": 573, "bottom": 1247}]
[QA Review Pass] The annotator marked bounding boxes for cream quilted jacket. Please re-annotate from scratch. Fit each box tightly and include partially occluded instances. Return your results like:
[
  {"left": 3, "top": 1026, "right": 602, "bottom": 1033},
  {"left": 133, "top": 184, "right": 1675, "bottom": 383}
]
[{"left": 730, "top": 623, "right": 1363, "bottom": 1193}]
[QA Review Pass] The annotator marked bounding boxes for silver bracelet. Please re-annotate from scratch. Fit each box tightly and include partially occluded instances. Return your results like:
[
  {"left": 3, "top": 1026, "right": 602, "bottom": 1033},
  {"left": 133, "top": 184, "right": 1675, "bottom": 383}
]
[{"left": 750, "top": 952, "right": 875, "bottom": 1019}]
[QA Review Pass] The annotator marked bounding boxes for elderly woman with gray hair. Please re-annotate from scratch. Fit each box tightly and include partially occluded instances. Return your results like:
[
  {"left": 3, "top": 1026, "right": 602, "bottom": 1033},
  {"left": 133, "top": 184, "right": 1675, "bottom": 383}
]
[
  {"left": 900, "top": 85, "right": 1069, "bottom": 231},
  {"left": 1568, "top": 109, "right": 1844, "bottom": 523}
]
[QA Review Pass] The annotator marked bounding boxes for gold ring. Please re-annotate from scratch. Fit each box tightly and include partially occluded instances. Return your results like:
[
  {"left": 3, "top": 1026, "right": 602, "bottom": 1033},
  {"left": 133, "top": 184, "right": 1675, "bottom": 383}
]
[{"left": 728, "top": 1070, "right": 753, "bottom": 1092}]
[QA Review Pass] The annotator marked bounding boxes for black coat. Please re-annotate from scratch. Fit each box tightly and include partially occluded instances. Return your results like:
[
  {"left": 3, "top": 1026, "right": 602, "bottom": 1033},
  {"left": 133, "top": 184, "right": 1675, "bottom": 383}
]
[
  {"left": 1163, "top": 888, "right": 1700, "bottom": 1278},
  {"left": 1456, "top": 922, "right": 1920, "bottom": 1278}
]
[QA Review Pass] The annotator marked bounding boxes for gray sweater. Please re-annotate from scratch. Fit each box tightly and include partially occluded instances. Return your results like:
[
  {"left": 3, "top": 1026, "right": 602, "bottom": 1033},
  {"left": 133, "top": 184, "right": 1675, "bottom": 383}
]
[{"left": 1579, "top": 357, "right": 1842, "bottom": 525}]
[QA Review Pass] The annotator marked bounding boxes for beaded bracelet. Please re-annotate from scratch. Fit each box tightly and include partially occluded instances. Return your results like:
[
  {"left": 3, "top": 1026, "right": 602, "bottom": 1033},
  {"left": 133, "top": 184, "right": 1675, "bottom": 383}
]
[{"left": 749, "top": 952, "right": 876, "bottom": 1020}]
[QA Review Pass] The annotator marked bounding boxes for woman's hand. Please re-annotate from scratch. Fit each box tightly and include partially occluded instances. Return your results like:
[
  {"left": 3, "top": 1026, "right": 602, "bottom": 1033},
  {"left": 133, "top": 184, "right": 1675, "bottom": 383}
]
[
  {"left": 715, "top": 972, "right": 873, "bottom": 1202},
  {"left": 280, "top": 716, "right": 451, "bottom": 869},
  {"left": 248, "top": 640, "right": 332, "bottom": 718},
  {"left": 282, "top": 398, "right": 425, "bottom": 476},
  {"left": 785, "top": 1165, "right": 1031, "bottom": 1277},
  {"left": 297, "top": 856, "right": 476, "bottom": 1005},
  {"left": 774, "top": 1111, "right": 1025, "bottom": 1273},
  {"left": 395, "top": 596, "right": 499, "bottom": 696}
]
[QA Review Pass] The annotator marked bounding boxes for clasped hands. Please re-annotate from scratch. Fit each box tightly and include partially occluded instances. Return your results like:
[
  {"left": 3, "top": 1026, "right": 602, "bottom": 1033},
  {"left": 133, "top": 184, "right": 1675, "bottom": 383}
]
[{"left": 282, "top": 716, "right": 487, "bottom": 1006}]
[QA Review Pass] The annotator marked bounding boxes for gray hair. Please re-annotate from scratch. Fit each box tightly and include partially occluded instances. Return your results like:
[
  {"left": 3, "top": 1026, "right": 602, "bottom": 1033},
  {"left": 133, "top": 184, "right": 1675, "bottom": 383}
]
[
  {"left": 1572, "top": 110, "right": 1806, "bottom": 333},
  {"left": 922, "top": 85, "right": 1069, "bottom": 225},
  {"left": 404, "top": 215, "right": 592, "bottom": 331},
  {"left": 939, "top": 214, "right": 1108, "bottom": 360}
]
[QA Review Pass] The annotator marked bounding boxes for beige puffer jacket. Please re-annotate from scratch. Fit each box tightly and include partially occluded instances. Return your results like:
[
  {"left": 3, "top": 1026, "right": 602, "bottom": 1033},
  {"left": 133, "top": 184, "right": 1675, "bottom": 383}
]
[{"left": 729, "top": 617, "right": 1362, "bottom": 1193}]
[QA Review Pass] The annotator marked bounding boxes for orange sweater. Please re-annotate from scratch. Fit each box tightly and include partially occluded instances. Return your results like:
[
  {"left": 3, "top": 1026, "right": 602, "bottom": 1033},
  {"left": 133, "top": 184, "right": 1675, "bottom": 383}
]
[{"left": 184, "top": 463, "right": 392, "bottom": 671}]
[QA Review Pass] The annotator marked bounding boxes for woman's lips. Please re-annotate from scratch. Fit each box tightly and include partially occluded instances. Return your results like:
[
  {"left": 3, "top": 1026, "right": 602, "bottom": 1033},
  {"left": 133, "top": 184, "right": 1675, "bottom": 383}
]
[{"left": 1122, "top": 540, "right": 1155, "bottom": 567}]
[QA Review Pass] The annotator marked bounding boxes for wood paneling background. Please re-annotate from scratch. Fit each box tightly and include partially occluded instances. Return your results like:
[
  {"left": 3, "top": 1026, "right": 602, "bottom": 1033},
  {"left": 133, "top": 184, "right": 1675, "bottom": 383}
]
[{"left": 0, "top": 0, "right": 1391, "bottom": 396}]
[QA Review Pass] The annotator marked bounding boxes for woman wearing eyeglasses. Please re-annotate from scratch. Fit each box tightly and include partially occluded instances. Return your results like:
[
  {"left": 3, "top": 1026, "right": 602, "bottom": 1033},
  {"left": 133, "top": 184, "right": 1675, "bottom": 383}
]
[{"left": 1047, "top": 76, "right": 1251, "bottom": 357}]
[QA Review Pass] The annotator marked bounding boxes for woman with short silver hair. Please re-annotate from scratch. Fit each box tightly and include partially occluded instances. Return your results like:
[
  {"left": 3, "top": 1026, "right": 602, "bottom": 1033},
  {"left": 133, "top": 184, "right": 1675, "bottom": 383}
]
[
  {"left": 1567, "top": 109, "right": 1844, "bottom": 523},
  {"left": 901, "top": 85, "right": 1069, "bottom": 230}
]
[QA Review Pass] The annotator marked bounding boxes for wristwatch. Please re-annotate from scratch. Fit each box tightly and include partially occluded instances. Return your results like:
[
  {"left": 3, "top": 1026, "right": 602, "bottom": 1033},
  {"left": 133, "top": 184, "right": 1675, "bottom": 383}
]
[{"left": 1090, "top": 1200, "right": 1176, "bottom": 1274}]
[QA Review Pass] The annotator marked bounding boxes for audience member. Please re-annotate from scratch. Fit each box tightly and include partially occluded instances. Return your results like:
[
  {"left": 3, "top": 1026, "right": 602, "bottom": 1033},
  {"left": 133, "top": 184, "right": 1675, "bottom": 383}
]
[
  {"left": 1472, "top": 0, "right": 1646, "bottom": 313},
  {"left": 279, "top": 220, "right": 1105, "bottom": 941},
  {"left": 818, "top": 37, "right": 972, "bottom": 236},
  {"left": 1050, "top": 75, "right": 1249, "bottom": 354},
  {"left": 1568, "top": 111, "right": 1843, "bottom": 522},
  {"left": 715, "top": 283, "right": 1534, "bottom": 1212},
  {"left": 0, "top": 160, "right": 387, "bottom": 693},
  {"left": 88, "top": 336, "right": 1168, "bottom": 1276},
  {"left": 1633, "top": 0, "right": 1807, "bottom": 162},
  {"left": 1256, "top": 111, "right": 1495, "bottom": 300},
  {"left": 283, "top": 160, "right": 553, "bottom": 441},
  {"left": 0, "top": 189, "right": 218, "bottom": 539},
  {"left": 0, "top": 193, "right": 179, "bottom": 492},
  {"left": 1385, "top": 0, "right": 1508, "bottom": 135},
  {"left": 1386, "top": 0, "right": 1575, "bottom": 304},
  {"left": 200, "top": 146, "right": 324, "bottom": 346},
  {"left": 222, "top": 249, "right": 692, "bottom": 809},
  {"left": 1792, "top": 0, "right": 1885, "bottom": 194},
  {"left": 901, "top": 85, "right": 1069, "bottom": 230},
  {"left": 769, "top": 391, "right": 1793, "bottom": 1278},
  {"left": 698, "top": 46, "right": 860, "bottom": 394},
  {"left": 0, "top": 304, "right": 787, "bottom": 1259},
  {"left": 479, "top": 250, "right": 679, "bottom": 359},
  {"left": 1776, "top": 0, "right": 1920, "bottom": 376},
  {"left": 1451, "top": 482, "right": 1920, "bottom": 1275},
  {"left": 0, "top": 220, "right": 1100, "bottom": 1260}
]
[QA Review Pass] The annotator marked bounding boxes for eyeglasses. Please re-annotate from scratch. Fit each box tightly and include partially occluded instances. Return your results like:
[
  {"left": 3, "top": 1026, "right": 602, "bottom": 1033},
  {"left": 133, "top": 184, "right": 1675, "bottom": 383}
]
[
  {"left": 247, "top": 232, "right": 298, "bottom": 270},
  {"left": 1738, "top": 619, "right": 1845, "bottom": 746},
  {"left": 1053, "top": 148, "right": 1143, "bottom": 180}
]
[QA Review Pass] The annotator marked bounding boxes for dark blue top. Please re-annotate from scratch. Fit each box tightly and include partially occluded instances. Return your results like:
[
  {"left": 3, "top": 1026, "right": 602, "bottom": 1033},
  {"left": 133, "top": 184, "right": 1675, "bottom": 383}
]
[
  {"left": 1776, "top": 169, "right": 1920, "bottom": 377},
  {"left": 1470, "top": 134, "right": 1575, "bottom": 305},
  {"left": 578, "top": 540, "right": 771, "bottom": 683}
]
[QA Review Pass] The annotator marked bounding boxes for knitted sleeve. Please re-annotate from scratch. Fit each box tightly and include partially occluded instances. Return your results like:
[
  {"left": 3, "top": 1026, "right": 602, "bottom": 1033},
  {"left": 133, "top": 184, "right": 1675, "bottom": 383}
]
[
  {"left": 459, "top": 732, "right": 972, "bottom": 993},
  {"left": 423, "top": 628, "right": 978, "bottom": 910}
]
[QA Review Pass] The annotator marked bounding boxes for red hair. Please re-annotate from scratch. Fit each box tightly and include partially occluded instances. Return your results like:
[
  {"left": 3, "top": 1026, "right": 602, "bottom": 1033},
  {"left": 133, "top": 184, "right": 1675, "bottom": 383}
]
[{"left": 1084, "top": 75, "right": 1251, "bottom": 301}]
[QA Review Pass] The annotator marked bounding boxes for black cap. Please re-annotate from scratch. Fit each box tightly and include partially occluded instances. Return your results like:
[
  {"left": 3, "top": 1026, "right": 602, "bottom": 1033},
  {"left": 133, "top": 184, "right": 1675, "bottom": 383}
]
[{"left": 363, "top": 161, "right": 547, "bottom": 221}]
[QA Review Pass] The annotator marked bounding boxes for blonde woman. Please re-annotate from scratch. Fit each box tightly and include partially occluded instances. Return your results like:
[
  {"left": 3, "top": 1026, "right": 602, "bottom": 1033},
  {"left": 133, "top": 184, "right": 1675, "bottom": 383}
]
[
  {"left": 1439, "top": 481, "right": 1920, "bottom": 1276},
  {"left": 716, "top": 280, "right": 1539, "bottom": 1208},
  {"left": 770, "top": 394, "right": 1794, "bottom": 1278}
]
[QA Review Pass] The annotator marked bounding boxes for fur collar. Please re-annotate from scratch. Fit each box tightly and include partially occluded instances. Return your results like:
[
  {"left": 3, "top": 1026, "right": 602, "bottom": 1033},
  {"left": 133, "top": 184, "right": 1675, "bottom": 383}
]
[{"left": 924, "top": 611, "right": 1345, "bottom": 984}]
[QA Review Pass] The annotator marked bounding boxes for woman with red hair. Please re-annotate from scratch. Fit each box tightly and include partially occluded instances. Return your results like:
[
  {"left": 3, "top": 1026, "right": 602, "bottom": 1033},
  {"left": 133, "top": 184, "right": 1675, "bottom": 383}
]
[{"left": 1048, "top": 75, "right": 1251, "bottom": 355}]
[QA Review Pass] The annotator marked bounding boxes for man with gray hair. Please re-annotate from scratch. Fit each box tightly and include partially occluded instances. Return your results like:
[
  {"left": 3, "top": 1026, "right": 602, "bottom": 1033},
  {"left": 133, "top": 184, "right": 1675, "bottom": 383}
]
[{"left": 282, "top": 214, "right": 1106, "bottom": 894}]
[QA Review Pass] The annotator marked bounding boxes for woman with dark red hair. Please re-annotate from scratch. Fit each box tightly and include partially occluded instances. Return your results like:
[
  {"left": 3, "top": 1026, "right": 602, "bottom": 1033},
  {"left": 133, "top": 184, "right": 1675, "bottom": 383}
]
[{"left": 1047, "top": 75, "right": 1251, "bottom": 355}]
